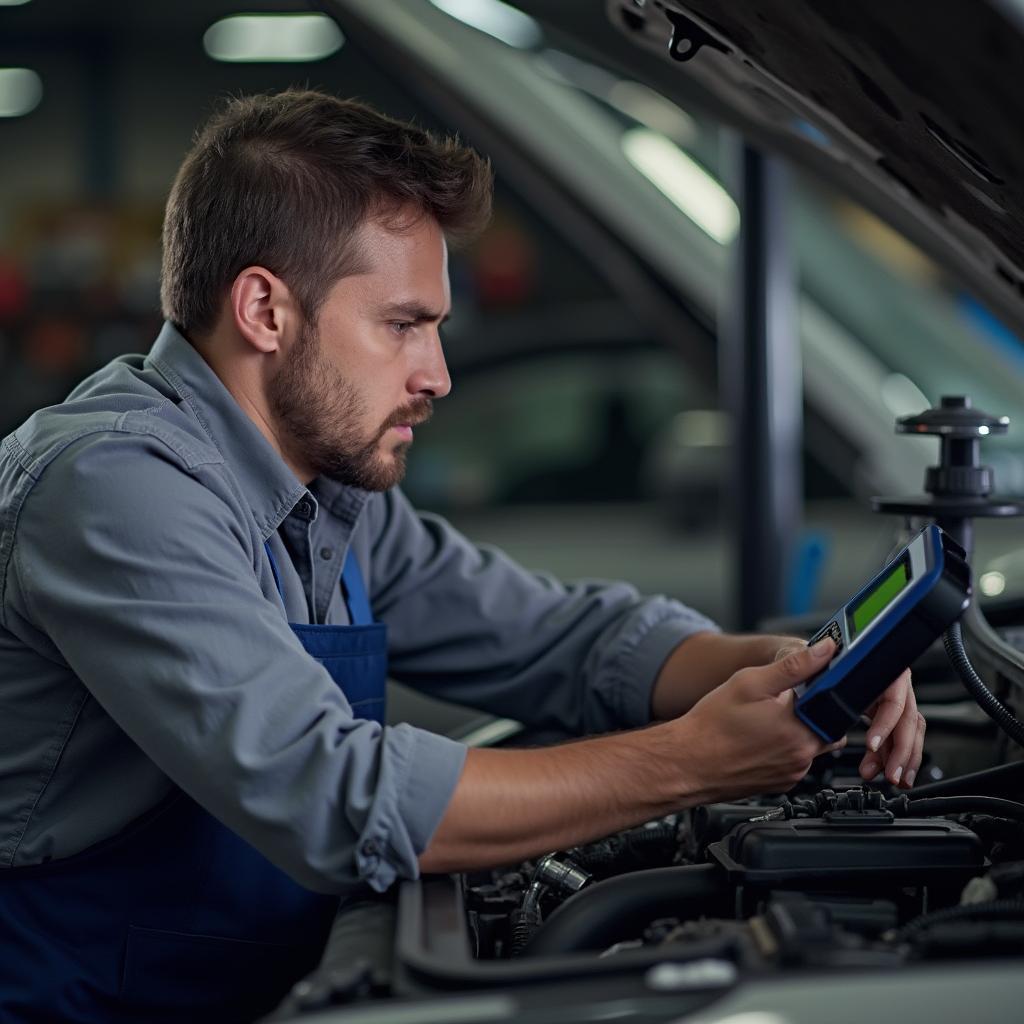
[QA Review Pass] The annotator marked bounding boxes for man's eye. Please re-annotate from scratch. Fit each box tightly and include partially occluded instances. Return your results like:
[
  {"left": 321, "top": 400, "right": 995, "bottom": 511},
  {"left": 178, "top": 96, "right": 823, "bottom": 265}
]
[{"left": 390, "top": 321, "right": 414, "bottom": 336}]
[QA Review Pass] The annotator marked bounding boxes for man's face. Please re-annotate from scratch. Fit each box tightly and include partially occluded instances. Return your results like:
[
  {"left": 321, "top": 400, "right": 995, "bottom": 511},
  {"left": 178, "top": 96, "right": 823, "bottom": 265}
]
[{"left": 268, "top": 214, "right": 452, "bottom": 490}]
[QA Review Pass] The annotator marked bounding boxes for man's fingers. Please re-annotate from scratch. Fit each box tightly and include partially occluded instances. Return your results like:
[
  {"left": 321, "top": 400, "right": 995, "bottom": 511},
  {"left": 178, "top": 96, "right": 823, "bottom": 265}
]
[
  {"left": 902, "top": 713, "right": 926, "bottom": 789},
  {"left": 882, "top": 689, "right": 918, "bottom": 786},
  {"left": 772, "top": 641, "right": 806, "bottom": 663},
  {"left": 859, "top": 734, "right": 891, "bottom": 781},
  {"left": 757, "top": 638, "right": 834, "bottom": 696},
  {"left": 863, "top": 669, "right": 911, "bottom": 752}
]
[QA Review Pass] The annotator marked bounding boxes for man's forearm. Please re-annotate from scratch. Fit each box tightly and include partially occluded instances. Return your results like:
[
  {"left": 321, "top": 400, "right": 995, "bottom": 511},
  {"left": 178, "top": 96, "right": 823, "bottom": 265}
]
[
  {"left": 421, "top": 633, "right": 793, "bottom": 875},
  {"left": 418, "top": 723, "right": 706, "bottom": 874},
  {"left": 419, "top": 639, "right": 840, "bottom": 875}
]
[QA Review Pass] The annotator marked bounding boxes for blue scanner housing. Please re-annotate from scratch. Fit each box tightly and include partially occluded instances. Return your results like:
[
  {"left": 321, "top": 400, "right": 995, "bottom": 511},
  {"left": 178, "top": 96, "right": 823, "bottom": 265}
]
[{"left": 795, "top": 525, "right": 971, "bottom": 742}]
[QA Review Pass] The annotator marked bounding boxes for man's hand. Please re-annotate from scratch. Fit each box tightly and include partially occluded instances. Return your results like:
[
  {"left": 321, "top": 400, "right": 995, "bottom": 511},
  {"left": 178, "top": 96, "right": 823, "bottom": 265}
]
[
  {"left": 654, "top": 631, "right": 927, "bottom": 790},
  {"left": 668, "top": 638, "right": 845, "bottom": 801},
  {"left": 858, "top": 669, "right": 924, "bottom": 789}
]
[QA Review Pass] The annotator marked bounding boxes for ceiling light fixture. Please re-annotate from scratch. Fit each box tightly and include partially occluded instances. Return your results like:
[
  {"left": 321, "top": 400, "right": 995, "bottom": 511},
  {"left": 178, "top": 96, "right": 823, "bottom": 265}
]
[
  {"left": 203, "top": 14, "right": 344, "bottom": 63},
  {"left": 621, "top": 127, "right": 739, "bottom": 244},
  {"left": 428, "top": 0, "right": 542, "bottom": 49},
  {"left": 0, "top": 67, "right": 42, "bottom": 118}
]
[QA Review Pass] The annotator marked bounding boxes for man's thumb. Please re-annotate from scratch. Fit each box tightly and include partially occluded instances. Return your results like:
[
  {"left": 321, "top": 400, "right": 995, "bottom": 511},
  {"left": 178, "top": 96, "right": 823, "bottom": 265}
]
[{"left": 757, "top": 638, "right": 835, "bottom": 696}]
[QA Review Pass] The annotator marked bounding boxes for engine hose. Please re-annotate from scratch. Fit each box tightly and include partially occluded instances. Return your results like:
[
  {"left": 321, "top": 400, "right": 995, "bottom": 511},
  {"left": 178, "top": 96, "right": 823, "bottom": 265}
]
[
  {"left": 509, "top": 903, "right": 543, "bottom": 957},
  {"left": 569, "top": 841, "right": 621, "bottom": 872},
  {"left": 509, "top": 880, "right": 547, "bottom": 957},
  {"left": 519, "top": 863, "right": 730, "bottom": 957},
  {"left": 625, "top": 822, "right": 679, "bottom": 848},
  {"left": 909, "top": 761, "right": 1024, "bottom": 799},
  {"left": 943, "top": 621, "right": 1024, "bottom": 747},
  {"left": 890, "top": 899, "right": 1024, "bottom": 942},
  {"left": 893, "top": 795, "right": 1024, "bottom": 826},
  {"left": 571, "top": 825, "right": 679, "bottom": 874}
]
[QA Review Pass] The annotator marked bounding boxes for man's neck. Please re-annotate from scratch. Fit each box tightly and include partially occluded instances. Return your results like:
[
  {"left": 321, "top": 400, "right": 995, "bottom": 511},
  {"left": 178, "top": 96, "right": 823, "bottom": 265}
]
[{"left": 195, "top": 336, "right": 316, "bottom": 486}]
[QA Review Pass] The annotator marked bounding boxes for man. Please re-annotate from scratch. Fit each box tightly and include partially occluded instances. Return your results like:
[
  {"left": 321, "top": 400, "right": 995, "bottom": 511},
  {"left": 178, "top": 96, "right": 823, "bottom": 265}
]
[{"left": 0, "top": 91, "right": 924, "bottom": 1023}]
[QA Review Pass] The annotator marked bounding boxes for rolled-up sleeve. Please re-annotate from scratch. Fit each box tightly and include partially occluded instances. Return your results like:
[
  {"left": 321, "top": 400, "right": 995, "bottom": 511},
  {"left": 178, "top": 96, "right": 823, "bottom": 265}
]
[
  {"left": 7, "top": 431, "right": 465, "bottom": 893},
  {"left": 368, "top": 489, "right": 720, "bottom": 735}
]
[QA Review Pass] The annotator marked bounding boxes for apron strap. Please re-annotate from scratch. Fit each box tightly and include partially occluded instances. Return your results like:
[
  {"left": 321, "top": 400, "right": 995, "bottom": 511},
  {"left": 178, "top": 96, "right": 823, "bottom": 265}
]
[
  {"left": 264, "top": 540, "right": 285, "bottom": 600},
  {"left": 263, "top": 540, "right": 374, "bottom": 625},
  {"left": 340, "top": 551, "right": 374, "bottom": 626}
]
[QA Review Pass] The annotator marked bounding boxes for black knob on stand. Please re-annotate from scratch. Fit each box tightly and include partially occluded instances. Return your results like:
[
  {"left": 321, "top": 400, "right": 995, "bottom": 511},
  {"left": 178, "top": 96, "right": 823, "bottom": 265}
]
[{"left": 871, "top": 395, "right": 1024, "bottom": 559}]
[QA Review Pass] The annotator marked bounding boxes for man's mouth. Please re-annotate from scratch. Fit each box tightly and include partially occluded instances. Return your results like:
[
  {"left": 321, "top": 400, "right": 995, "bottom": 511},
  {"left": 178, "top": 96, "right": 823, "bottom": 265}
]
[{"left": 383, "top": 406, "right": 431, "bottom": 442}]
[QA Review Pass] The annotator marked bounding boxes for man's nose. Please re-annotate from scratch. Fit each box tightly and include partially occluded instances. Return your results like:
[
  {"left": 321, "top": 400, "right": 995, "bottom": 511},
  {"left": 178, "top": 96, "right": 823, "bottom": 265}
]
[{"left": 408, "top": 331, "right": 451, "bottom": 399}]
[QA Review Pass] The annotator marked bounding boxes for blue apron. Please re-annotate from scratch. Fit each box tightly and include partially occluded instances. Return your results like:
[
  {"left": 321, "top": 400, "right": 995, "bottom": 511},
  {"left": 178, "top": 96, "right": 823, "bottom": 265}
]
[{"left": 0, "top": 546, "right": 388, "bottom": 1024}]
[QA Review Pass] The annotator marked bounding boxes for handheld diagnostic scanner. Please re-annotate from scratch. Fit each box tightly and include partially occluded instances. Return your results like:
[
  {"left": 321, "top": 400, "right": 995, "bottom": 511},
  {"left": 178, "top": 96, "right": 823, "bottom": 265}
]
[{"left": 795, "top": 524, "right": 971, "bottom": 742}]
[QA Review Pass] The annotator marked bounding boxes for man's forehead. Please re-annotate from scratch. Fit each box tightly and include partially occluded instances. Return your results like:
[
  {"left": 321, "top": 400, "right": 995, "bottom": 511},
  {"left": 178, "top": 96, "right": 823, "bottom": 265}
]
[
  {"left": 354, "top": 216, "right": 448, "bottom": 294},
  {"left": 356, "top": 210, "right": 448, "bottom": 264}
]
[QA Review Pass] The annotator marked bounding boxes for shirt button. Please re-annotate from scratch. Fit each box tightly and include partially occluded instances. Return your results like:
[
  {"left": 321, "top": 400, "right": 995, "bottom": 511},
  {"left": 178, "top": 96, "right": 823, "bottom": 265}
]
[
  {"left": 295, "top": 499, "right": 313, "bottom": 520},
  {"left": 361, "top": 839, "right": 379, "bottom": 857},
  {"left": 319, "top": 546, "right": 334, "bottom": 561}
]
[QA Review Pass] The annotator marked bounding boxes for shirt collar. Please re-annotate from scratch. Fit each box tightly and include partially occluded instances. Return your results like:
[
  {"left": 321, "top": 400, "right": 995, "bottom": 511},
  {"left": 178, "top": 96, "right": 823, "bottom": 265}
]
[{"left": 146, "top": 321, "right": 370, "bottom": 539}]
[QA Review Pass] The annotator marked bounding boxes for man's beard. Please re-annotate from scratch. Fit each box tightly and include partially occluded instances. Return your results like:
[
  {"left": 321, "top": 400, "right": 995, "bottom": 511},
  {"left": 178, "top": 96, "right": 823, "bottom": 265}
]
[{"left": 268, "top": 319, "right": 431, "bottom": 491}]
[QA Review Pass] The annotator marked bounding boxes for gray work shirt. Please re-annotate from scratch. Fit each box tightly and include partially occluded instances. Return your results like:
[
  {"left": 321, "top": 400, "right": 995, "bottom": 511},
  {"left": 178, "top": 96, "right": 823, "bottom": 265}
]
[{"left": 0, "top": 322, "right": 719, "bottom": 893}]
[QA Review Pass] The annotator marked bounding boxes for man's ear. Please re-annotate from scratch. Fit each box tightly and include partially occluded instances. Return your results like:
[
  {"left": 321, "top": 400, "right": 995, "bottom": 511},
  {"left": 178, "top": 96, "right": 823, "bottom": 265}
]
[{"left": 230, "top": 267, "right": 296, "bottom": 354}]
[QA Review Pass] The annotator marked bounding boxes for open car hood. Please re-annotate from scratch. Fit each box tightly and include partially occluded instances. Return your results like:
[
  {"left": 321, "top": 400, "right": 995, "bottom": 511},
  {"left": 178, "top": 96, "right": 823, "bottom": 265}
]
[{"left": 510, "top": 0, "right": 1024, "bottom": 338}]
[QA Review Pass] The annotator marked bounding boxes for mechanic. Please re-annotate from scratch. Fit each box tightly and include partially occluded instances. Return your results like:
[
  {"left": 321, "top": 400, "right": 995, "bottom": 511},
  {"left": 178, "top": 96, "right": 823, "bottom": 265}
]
[{"left": 0, "top": 90, "right": 925, "bottom": 1023}]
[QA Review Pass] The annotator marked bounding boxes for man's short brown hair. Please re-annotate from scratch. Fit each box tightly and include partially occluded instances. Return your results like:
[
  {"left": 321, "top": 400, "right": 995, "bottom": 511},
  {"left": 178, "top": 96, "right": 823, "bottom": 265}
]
[{"left": 160, "top": 89, "right": 493, "bottom": 338}]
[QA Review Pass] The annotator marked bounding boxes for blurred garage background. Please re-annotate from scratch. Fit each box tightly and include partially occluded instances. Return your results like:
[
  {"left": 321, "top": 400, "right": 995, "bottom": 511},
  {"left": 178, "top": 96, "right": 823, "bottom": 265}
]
[{"left": 3, "top": 0, "right": 1024, "bottom": 658}]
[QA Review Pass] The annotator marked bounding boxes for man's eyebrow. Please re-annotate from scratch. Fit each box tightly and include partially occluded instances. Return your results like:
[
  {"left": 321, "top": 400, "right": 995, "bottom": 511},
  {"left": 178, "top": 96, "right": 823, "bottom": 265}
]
[{"left": 377, "top": 302, "right": 450, "bottom": 324}]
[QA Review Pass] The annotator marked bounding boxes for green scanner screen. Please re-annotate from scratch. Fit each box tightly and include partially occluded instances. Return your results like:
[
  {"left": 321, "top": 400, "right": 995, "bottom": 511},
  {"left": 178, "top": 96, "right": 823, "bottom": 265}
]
[{"left": 850, "top": 560, "right": 910, "bottom": 638}]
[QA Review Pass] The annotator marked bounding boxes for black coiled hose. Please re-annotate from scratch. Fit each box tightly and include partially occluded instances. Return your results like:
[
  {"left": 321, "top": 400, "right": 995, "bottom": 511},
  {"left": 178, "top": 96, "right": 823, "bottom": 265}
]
[
  {"left": 569, "top": 822, "right": 679, "bottom": 873},
  {"left": 509, "top": 899, "right": 543, "bottom": 957},
  {"left": 943, "top": 621, "right": 1024, "bottom": 747}
]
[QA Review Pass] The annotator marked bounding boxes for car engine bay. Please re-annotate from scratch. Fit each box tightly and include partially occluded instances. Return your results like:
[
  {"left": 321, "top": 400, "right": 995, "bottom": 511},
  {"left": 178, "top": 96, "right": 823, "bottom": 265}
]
[
  {"left": 273, "top": 699, "right": 1024, "bottom": 1024},
  {"left": 463, "top": 759, "right": 1024, "bottom": 969}
]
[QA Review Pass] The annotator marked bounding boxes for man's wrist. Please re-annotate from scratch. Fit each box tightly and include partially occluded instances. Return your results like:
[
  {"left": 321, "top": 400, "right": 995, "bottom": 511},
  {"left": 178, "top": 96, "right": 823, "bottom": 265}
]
[{"left": 645, "top": 716, "right": 718, "bottom": 809}]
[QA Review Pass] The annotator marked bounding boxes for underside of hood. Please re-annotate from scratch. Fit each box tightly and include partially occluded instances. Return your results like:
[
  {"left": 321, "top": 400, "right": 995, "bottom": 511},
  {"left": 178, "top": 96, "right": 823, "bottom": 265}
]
[{"left": 516, "top": 0, "right": 1024, "bottom": 336}]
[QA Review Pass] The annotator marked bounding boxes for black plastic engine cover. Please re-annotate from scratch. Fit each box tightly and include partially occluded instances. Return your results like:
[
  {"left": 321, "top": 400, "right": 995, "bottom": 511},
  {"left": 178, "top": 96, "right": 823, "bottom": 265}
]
[{"left": 708, "top": 817, "right": 985, "bottom": 888}]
